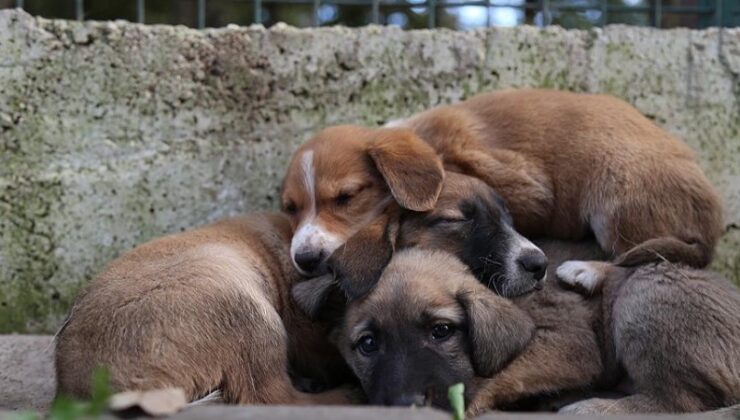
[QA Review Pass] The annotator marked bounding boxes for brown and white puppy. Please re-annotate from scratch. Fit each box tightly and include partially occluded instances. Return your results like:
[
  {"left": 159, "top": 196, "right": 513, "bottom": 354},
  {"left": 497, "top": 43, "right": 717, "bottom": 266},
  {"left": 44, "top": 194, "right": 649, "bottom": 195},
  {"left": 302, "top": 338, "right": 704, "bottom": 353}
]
[
  {"left": 284, "top": 89, "right": 723, "bottom": 271},
  {"left": 281, "top": 126, "right": 444, "bottom": 276},
  {"left": 335, "top": 248, "right": 740, "bottom": 414},
  {"left": 55, "top": 213, "right": 354, "bottom": 404}
]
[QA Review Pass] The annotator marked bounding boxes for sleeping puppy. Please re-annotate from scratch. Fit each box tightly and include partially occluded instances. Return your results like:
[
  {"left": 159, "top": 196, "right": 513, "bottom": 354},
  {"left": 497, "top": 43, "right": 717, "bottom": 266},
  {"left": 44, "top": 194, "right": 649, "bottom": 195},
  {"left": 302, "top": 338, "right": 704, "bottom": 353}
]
[
  {"left": 292, "top": 171, "right": 549, "bottom": 305},
  {"left": 334, "top": 248, "right": 740, "bottom": 414},
  {"left": 55, "top": 213, "right": 354, "bottom": 404},
  {"left": 284, "top": 89, "right": 723, "bottom": 271},
  {"left": 281, "top": 125, "right": 444, "bottom": 277},
  {"left": 555, "top": 259, "right": 740, "bottom": 414}
]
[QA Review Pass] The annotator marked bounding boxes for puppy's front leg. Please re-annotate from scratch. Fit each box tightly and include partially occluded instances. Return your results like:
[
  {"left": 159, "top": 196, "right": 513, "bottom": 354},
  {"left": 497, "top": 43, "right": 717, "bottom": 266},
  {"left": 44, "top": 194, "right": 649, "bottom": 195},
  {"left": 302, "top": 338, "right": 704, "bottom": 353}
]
[
  {"left": 556, "top": 260, "right": 613, "bottom": 295},
  {"left": 467, "top": 326, "right": 603, "bottom": 416}
]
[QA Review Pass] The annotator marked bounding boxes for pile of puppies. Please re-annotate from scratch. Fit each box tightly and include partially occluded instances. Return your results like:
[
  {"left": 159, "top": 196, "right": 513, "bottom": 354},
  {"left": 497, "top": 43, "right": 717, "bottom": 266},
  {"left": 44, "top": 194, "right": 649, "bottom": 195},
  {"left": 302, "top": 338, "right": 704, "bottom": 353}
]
[{"left": 55, "top": 89, "right": 740, "bottom": 415}]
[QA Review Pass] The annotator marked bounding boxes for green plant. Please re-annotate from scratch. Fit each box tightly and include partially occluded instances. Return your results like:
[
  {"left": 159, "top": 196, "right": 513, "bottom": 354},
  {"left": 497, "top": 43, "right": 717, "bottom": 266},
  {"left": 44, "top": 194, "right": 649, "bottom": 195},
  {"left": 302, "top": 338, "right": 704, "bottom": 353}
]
[
  {"left": 447, "top": 383, "right": 465, "bottom": 420},
  {"left": 11, "top": 367, "right": 114, "bottom": 420}
]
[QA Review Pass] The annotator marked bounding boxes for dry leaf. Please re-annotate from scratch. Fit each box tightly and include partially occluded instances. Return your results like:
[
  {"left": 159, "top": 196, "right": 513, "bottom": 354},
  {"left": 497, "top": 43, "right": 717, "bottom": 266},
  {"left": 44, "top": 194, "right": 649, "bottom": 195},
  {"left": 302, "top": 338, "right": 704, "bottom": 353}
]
[{"left": 109, "top": 388, "right": 187, "bottom": 416}]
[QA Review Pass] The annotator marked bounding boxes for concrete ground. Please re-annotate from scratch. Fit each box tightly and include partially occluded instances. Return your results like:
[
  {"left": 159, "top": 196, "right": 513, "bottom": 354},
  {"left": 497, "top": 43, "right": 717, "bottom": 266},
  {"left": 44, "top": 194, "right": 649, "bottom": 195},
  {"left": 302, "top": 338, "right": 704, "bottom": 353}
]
[{"left": 1, "top": 335, "right": 738, "bottom": 419}]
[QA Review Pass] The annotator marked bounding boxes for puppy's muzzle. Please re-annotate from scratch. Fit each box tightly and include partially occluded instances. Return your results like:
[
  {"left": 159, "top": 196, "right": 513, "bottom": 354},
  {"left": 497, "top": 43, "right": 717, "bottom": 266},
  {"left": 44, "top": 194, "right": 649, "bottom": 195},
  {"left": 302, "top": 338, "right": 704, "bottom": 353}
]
[
  {"left": 516, "top": 249, "right": 548, "bottom": 282},
  {"left": 294, "top": 249, "right": 325, "bottom": 274}
]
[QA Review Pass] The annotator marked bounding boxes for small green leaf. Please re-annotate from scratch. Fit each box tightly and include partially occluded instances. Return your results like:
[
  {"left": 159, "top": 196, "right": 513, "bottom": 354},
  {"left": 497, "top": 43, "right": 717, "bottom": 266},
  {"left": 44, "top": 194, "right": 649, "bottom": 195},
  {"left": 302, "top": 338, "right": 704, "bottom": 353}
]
[
  {"left": 47, "top": 366, "right": 114, "bottom": 420},
  {"left": 8, "top": 411, "right": 40, "bottom": 420},
  {"left": 88, "top": 366, "right": 113, "bottom": 415},
  {"left": 448, "top": 382, "right": 465, "bottom": 420}
]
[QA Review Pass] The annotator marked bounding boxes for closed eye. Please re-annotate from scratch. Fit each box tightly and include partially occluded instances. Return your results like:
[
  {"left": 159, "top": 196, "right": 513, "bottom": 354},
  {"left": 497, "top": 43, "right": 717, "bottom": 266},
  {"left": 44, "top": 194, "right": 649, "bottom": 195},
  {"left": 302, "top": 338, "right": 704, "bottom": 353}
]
[
  {"left": 283, "top": 200, "right": 298, "bottom": 215},
  {"left": 335, "top": 183, "right": 371, "bottom": 207},
  {"left": 427, "top": 216, "right": 469, "bottom": 226},
  {"left": 335, "top": 192, "right": 353, "bottom": 206}
]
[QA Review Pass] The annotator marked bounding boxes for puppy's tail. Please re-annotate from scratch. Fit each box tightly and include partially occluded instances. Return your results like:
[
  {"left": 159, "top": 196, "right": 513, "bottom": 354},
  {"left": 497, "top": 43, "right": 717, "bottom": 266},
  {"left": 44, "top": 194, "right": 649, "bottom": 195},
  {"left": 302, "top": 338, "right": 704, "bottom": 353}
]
[{"left": 614, "top": 236, "right": 713, "bottom": 268}]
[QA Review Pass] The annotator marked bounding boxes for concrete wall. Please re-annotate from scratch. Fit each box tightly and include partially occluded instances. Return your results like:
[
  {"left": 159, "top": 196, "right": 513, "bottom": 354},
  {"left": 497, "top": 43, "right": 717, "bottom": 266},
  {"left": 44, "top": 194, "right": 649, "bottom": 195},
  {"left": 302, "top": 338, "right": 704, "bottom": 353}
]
[{"left": 0, "top": 9, "right": 738, "bottom": 333}]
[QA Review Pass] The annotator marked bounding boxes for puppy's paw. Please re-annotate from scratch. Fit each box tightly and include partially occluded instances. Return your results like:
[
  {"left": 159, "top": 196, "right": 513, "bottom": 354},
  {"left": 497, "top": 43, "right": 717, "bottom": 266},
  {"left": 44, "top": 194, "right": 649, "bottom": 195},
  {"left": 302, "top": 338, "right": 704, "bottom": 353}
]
[
  {"left": 465, "top": 402, "right": 499, "bottom": 417},
  {"left": 556, "top": 261, "right": 603, "bottom": 294},
  {"left": 559, "top": 397, "right": 618, "bottom": 414}
]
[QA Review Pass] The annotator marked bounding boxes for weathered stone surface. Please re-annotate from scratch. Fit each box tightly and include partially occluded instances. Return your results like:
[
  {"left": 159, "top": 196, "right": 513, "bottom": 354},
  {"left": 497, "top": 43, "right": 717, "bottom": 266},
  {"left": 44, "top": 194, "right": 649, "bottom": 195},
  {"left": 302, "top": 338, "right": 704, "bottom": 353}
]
[
  {"left": 0, "top": 9, "right": 738, "bottom": 332},
  {"left": 0, "top": 335, "right": 55, "bottom": 411}
]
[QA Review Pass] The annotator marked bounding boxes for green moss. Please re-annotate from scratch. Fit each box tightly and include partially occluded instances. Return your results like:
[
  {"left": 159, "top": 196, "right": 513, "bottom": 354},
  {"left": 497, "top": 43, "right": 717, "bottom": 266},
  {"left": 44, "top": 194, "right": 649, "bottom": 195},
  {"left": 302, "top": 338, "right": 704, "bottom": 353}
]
[
  {"left": 0, "top": 178, "right": 65, "bottom": 333},
  {"left": 711, "top": 230, "right": 740, "bottom": 287}
]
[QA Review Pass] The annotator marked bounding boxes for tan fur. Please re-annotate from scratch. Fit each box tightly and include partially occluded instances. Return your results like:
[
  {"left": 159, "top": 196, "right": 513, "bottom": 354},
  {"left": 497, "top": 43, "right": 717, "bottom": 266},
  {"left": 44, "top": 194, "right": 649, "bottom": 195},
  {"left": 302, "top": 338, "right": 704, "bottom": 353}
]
[
  {"left": 292, "top": 89, "right": 723, "bottom": 267},
  {"left": 281, "top": 125, "right": 443, "bottom": 243},
  {"left": 336, "top": 246, "right": 740, "bottom": 415},
  {"left": 55, "top": 213, "right": 353, "bottom": 405}
]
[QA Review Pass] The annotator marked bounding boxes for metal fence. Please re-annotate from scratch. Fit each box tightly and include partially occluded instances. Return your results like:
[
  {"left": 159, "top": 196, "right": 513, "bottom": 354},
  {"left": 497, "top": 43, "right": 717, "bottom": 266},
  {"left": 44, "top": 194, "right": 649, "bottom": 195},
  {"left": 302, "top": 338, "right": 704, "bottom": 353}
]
[{"left": 5, "top": 0, "right": 740, "bottom": 29}]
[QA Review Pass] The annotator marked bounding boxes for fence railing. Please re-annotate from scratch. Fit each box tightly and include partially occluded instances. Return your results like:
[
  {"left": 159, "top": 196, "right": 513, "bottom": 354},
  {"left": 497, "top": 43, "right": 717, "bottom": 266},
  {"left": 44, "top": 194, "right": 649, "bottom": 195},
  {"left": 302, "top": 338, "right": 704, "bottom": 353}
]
[{"left": 6, "top": 0, "right": 740, "bottom": 30}]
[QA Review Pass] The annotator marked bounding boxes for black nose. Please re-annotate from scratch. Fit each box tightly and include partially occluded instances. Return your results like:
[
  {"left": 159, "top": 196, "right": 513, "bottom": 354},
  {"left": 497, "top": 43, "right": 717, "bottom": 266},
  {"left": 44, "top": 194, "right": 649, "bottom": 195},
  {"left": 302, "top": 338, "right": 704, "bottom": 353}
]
[
  {"left": 294, "top": 250, "right": 324, "bottom": 273},
  {"left": 517, "top": 251, "right": 548, "bottom": 280},
  {"left": 389, "top": 393, "right": 426, "bottom": 407}
]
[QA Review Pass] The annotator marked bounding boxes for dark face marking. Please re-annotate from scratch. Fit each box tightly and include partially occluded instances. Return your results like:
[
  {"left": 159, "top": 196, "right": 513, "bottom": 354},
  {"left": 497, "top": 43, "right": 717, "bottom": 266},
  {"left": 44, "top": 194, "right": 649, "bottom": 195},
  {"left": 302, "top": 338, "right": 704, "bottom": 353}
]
[
  {"left": 397, "top": 173, "right": 546, "bottom": 297},
  {"left": 339, "top": 279, "right": 477, "bottom": 409}
]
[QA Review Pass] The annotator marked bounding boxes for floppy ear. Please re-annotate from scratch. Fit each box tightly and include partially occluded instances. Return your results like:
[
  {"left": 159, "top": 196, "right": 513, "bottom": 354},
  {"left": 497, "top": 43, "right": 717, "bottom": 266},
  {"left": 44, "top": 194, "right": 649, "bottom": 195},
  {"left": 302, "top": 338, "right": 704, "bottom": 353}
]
[
  {"left": 327, "top": 210, "right": 399, "bottom": 300},
  {"left": 368, "top": 128, "right": 444, "bottom": 212},
  {"left": 457, "top": 288, "right": 535, "bottom": 377},
  {"left": 291, "top": 274, "right": 337, "bottom": 319}
]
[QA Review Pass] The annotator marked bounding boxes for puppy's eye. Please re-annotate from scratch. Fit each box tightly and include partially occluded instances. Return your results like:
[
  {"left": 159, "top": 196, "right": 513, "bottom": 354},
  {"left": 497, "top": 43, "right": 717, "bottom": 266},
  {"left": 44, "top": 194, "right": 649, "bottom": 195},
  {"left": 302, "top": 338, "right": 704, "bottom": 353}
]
[
  {"left": 357, "top": 335, "right": 379, "bottom": 356},
  {"left": 283, "top": 201, "right": 298, "bottom": 215},
  {"left": 431, "top": 324, "right": 455, "bottom": 341},
  {"left": 335, "top": 192, "right": 353, "bottom": 207},
  {"left": 428, "top": 217, "right": 467, "bottom": 227}
]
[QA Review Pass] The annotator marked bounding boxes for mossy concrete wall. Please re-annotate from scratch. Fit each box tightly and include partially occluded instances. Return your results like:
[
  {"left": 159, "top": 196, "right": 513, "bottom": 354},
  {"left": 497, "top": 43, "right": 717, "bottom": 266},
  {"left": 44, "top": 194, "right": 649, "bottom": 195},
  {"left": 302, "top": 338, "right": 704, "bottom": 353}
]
[{"left": 0, "top": 9, "right": 738, "bottom": 333}]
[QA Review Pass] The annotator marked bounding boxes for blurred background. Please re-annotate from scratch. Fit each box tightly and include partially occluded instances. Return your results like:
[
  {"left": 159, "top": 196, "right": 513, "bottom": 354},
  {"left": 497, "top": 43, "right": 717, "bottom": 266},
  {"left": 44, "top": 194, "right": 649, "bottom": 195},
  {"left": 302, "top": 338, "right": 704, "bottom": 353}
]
[{"left": 0, "top": 0, "right": 738, "bottom": 29}]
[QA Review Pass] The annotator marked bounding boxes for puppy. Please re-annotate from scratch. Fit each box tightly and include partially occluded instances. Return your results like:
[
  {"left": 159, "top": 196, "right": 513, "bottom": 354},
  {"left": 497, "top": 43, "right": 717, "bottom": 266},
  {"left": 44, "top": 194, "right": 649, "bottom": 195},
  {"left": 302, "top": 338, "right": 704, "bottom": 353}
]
[
  {"left": 335, "top": 248, "right": 740, "bottom": 414},
  {"left": 281, "top": 125, "right": 444, "bottom": 276},
  {"left": 295, "top": 171, "right": 549, "bottom": 304},
  {"left": 333, "top": 248, "right": 571, "bottom": 408},
  {"left": 284, "top": 89, "right": 723, "bottom": 270},
  {"left": 555, "top": 259, "right": 740, "bottom": 414},
  {"left": 55, "top": 213, "right": 354, "bottom": 404}
]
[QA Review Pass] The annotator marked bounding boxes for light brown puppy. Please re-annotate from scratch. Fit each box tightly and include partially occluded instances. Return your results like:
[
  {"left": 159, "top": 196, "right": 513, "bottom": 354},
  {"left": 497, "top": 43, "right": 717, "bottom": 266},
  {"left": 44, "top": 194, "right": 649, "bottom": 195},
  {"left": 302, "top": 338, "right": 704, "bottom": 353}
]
[
  {"left": 392, "top": 89, "right": 724, "bottom": 266},
  {"left": 283, "top": 89, "right": 723, "bottom": 273},
  {"left": 55, "top": 213, "right": 354, "bottom": 404},
  {"left": 334, "top": 248, "right": 740, "bottom": 414}
]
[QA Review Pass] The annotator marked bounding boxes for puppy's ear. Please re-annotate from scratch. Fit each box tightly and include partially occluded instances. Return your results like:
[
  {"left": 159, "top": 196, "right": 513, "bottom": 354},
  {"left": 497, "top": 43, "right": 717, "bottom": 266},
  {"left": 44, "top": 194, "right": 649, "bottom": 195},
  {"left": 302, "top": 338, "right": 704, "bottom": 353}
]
[
  {"left": 368, "top": 128, "right": 444, "bottom": 212},
  {"left": 328, "top": 210, "right": 399, "bottom": 300},
  {"left": 457, "top": 288, "right": 535, "bottom": 377},
  {"left": 291, "top": 274, "right": 337, "bottom": 320}
]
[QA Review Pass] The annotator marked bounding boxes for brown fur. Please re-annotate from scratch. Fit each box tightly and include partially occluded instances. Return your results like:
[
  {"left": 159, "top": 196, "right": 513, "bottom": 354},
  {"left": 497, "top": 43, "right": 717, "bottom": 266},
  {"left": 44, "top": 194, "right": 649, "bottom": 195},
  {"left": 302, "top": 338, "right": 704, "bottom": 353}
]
[
  {"left": 55, "top": 213, "right": 354, "bottom": 405},
  {"left": 336, "top": 247, "right": 740, "bottom": 415},
  {"left": 295, "top": 89, "right": 723, "bottom": 268},
  {"left": 335, "top": 249, "right": 536, "bottom": 408},
  {"left": 555, "top": 259, "right": 740, "bottom": 414},
  {"left": 298, "top": 174, "right": 737, "bottom": 413},
  {"left": 296, "top": 172, "right": 551, "bottom": 305},
  {"left": 281, "top": 125, "right": 444, "bottom": 275}
]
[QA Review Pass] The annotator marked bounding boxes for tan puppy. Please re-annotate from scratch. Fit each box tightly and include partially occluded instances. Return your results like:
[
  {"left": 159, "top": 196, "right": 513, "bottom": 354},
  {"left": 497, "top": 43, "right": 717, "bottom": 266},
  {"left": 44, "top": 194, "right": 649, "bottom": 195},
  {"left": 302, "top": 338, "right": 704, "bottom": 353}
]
[
  {"left": 333, "top": 248, "right": 740, "bottom": 414},
  {"left": 55, "top": 213, "right": 353, "bottom": 404},
  {"left": 283, "top": 89, "right": 723, "bottom": 272}
]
